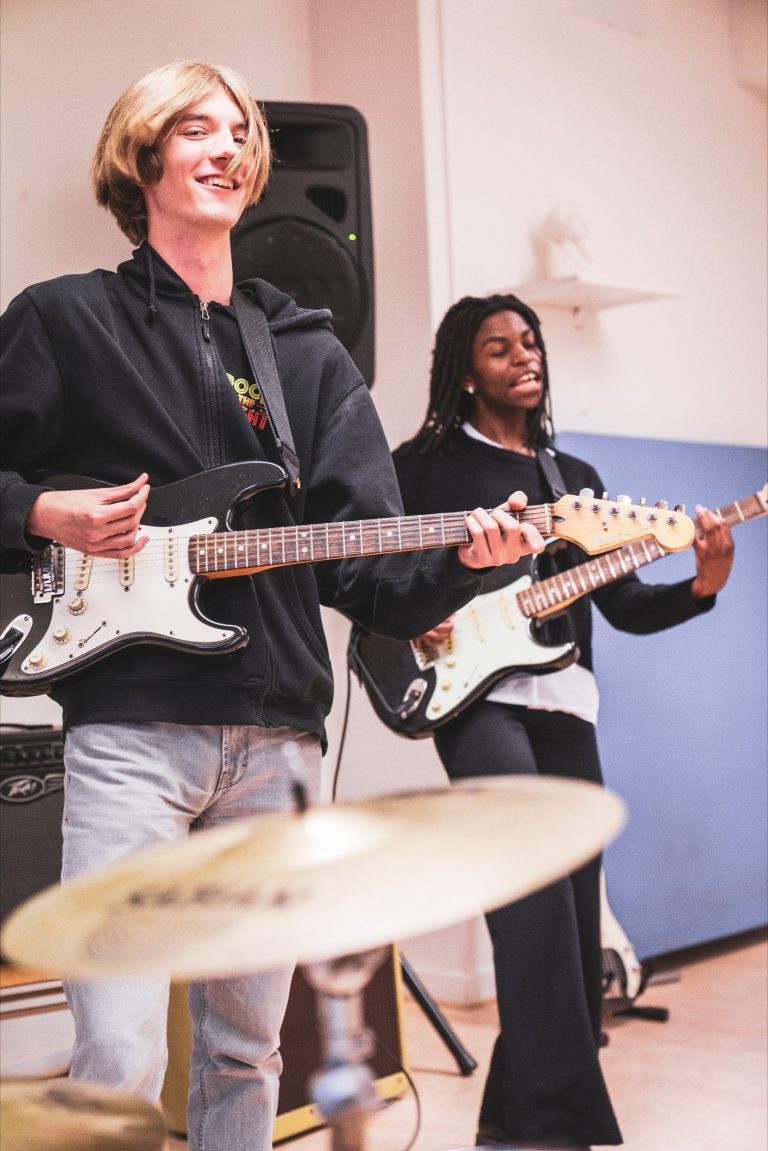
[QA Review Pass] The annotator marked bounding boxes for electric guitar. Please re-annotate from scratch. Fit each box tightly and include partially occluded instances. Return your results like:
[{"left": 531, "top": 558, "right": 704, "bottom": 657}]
[
  {"left": 349, "top": 485, "right": 766, "bottom": 738},
  {"left": 0, "top": 462, "right": 693, "bottom": 696}
]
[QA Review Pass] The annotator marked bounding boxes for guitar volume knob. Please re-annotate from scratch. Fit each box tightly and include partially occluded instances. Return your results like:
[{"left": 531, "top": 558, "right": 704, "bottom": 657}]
[
  {"left": 27, "top": 650, "right": 47, "bottom": 670},
  {"left": 53, "top": 626, "right": 72, "bottom": 644},
  {"left": 68, "top": 597, "right": 87, "bottom": 615}
]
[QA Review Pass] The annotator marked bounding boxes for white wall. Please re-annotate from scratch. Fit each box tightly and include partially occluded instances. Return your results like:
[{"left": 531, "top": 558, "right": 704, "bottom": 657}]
[
  {"left": 2, "top": 0, "right": 766, "bottom": 1000},
  {"left": 432, "top": 0, "right": 767, "bottom": 447}
]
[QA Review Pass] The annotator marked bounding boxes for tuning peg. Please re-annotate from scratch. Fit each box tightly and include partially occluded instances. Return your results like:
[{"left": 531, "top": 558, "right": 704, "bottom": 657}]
[
  {"left": 639, "top": 497, "right": 647, "bottom": 506},
  {"left": 674, "top": 503, "right": 686, "bottom": 513},
  {"left": 601, "top": 491, "right": 609, "bottom": 500},
  {"left": 579, "top": 487, "right": 594, "bottom": 498},
  {"left": 655, "top": 500, "right": 668, "bottom": 510},
  {"left": 617, "top": 494, "right": 631, "bottom": 504}
]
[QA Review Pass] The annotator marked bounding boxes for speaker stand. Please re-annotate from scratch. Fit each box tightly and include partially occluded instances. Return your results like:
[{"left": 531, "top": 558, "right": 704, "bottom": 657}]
[{"left": 399, "top": 952, "right": 477, "bottom": 1076}]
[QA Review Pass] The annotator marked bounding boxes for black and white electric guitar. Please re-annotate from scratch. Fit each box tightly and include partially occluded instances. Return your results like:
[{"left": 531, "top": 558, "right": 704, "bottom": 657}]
[
  {"left": 0, "top": 462, "right": 694, "bottom": 696},
  {"left": 349, "top": 485, "right": 766, "bottom": 738}
]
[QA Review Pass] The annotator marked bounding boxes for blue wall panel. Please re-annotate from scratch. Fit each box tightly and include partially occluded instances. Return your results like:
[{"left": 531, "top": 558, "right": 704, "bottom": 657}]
[{"left": 556, "top": 432, "right": 767, "bottom": 957}]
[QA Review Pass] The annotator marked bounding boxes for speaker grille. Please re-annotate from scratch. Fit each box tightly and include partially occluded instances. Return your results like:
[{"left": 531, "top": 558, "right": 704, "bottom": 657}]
[
  {"left": 0, "top": 728, "right": 65, "bottom": 939},
  {"left": 233, "top": 103, "right": 374, "bottom": 385}
]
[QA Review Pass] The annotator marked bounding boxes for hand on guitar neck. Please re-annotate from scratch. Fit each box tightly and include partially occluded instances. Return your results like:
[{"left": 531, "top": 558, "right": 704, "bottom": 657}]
[
  {"left": 458, "top": 490, "right": 545, "bottom": 570},
  {"left": 690, "top": 504, "right": 735, "bottom": 599}
]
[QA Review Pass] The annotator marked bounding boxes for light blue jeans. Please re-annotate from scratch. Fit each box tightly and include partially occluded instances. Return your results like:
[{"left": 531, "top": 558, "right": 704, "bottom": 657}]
[{"left": 62, "top": 721, "right": 321, "bottom": 1151}]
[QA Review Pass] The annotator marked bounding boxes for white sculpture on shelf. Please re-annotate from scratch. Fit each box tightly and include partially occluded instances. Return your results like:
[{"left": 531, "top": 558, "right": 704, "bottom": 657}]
[
  {"left": 511, "top": 204, "right": 681, "bottom": 315},
  {"left": 539, "top": 203, "right": 593, "bottom": 280}
]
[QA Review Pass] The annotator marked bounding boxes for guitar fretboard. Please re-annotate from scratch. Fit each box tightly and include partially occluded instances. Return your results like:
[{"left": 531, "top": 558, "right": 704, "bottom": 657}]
[
  {"left": 517, "top": 537, "right": 667, "bottom": 619},
  {"left": 517, "top": 489, "right": 765, "bottom": 620},
  {"left": 188, "top": 506, "right": 555, "bottom": 574}
]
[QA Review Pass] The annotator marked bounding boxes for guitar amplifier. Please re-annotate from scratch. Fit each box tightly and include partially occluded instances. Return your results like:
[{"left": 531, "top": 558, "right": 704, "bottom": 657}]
[
  {"left": 161, "top": 946, "right": 409, "bottom": 1141},
  {"left": 0, "top": 726, "right": 65, "bottom": 939}
]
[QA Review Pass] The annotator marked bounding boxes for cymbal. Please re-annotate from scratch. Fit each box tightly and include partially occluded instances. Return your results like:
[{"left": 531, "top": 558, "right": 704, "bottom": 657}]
[
  {"left": 0, "top": 1078, "right": 167, "bottom": 1151},
  {"left": 1, "top": 777, "right": 625, "bottom": 980}
]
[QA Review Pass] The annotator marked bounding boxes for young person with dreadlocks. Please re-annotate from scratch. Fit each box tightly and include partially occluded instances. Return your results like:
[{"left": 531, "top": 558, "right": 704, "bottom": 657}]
[{"left": 392, "top": 294, "right": 734, "bottom": 1150}]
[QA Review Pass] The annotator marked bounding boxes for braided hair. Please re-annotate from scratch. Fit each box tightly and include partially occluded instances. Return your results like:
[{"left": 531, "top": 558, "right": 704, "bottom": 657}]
[{"left": 402, "top": 293, "right": 554, "bottom": 455}]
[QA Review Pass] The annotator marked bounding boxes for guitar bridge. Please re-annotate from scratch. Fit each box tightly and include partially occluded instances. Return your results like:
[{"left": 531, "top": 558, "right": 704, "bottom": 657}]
[
  {"left": 411, "top": 638, "right": 438, "bottom": 671},
  {"left": 32, "top": 545, "right": 65, "bottom": 603}
]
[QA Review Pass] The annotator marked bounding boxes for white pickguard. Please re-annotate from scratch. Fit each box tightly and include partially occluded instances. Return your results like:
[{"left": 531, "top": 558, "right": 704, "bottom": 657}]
[
  {"left": 418, "top": 575, "right": 574, "bottom": 725},
  {"left": 20, "top": 518, "right": 237, "bottom": 682}
]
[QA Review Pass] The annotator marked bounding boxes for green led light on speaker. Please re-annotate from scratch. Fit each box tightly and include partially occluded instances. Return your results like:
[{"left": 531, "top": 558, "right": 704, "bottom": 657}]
[{"left": 347, "top": 233, "right": 357, "bottom": 242}]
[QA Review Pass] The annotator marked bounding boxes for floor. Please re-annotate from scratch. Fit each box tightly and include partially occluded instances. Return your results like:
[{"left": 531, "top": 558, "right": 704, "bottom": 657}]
[{"left": 166, "top": 927, "right": 767, "bottom": 1151}]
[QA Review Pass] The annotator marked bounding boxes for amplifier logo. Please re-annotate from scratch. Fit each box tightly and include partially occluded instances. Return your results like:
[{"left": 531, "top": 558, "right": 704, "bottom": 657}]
[{"left": 0, "top": 772, "right": 64, "bottom": 803}]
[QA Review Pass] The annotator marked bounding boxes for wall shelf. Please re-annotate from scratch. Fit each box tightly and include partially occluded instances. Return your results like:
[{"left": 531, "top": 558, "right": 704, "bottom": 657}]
[{"left": 506, "top": 274, "right": 682, "bottom": 314}]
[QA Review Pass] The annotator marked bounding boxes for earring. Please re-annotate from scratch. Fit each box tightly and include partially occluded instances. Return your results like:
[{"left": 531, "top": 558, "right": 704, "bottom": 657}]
[{"left": 464, "top": 383, "right": 476, "bottom": 395}]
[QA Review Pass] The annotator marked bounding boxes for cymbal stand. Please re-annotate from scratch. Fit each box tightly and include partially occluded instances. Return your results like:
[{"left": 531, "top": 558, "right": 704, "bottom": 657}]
[
  {"left": 399, "top": 952, "right": 477, "bottom": 1076},
  {"left": 305, "top": 948, "right": 388, "bottom": 1151}
]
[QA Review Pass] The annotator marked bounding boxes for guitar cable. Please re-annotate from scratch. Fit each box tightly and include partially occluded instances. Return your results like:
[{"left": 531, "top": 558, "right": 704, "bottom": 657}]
[{"left": 329, "top": 654, "right": 354, "bottom": 802}]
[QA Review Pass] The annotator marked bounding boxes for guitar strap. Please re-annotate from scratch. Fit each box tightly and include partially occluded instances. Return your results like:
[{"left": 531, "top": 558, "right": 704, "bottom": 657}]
[
  {"left": 536, "top": 446, "right": 567, "bottom": 500},
  {"left": 232, "top": 289, "right": 302, "bottom": 498}
]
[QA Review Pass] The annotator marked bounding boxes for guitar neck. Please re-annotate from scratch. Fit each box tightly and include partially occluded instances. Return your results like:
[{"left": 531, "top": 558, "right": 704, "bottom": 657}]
[
  {"left": 519, "top": 487, "right": 767, "bottom": 620},
  {"left": 518, "top": 537, "right": 667, "bottom": 619},
  {"left": 710, "top": 491, "right": 766, "bottom": 528},
  {"left": 189, "top": 504, "right": 557, "bottom": 575}
]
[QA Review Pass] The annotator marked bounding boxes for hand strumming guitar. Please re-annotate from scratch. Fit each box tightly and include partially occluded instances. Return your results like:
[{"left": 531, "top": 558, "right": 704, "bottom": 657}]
[{"left": 25, "top": 473, "right": 151, "bottom": 558}]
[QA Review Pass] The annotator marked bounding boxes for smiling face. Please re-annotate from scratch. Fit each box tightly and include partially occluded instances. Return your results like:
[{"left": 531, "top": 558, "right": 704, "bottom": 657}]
[{"left": 142, "top": 85, "right": 257, "bottom": 246}]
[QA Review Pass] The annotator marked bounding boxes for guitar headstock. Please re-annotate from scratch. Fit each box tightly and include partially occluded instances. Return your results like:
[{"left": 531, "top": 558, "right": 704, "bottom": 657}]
[{"left": 550, "top": 491, "right": 695, "bottom": 554}]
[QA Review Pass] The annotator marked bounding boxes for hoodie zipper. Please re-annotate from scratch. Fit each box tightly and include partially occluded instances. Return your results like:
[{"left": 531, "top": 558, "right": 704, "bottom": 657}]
[
  {"left": 199, "top": 299, "right": 211, "bottom": 342},
  {"left": 198, "top": 297, "right": 224, "bottom": 465}
]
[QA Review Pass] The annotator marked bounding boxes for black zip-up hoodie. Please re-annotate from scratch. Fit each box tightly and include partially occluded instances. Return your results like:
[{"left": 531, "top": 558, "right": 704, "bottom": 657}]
[{"left": 0, "top": 245, "right": 484, "bottom": 736}]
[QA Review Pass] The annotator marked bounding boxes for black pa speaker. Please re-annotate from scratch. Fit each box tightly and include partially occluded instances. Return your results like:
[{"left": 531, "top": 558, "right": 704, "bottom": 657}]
[
  {"left": 0, "top": 727, "right": 65, "bottom": 944},
  {"left": 232, "top": 102, "right": 375, "bottom": 386}
]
